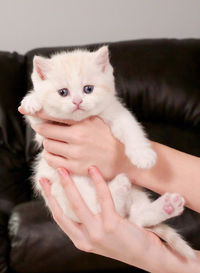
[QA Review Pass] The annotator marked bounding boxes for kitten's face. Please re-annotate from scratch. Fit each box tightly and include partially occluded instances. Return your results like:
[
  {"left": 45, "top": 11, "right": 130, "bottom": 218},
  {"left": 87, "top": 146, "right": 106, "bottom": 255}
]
[{"left": 32, "top": 46, "right": 115, "bottom": 121}]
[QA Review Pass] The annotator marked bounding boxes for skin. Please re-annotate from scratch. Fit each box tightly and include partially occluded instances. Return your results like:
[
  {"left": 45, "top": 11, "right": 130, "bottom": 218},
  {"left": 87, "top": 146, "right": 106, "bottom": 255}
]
[{"left": 18, "top": 106, "right": 200, "bottom": 272}]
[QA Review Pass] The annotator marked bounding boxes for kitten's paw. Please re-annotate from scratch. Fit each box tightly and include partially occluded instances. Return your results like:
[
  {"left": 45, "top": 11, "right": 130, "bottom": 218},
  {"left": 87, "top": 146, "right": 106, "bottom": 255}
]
[
  {"left": 128, "top": 147, "right": 157, "bottom": 169},
  {"left": 118, "top": 174, "right": 132, "bottom": 194},
  {"left": 162, "top": 193, "right": 185, "bottom": 217},
  {"left": 109, "top": 174, "right": 131, "bottom": 196},
  {"left": 21, "top": 94, "right": 42, "bottom": 114}
]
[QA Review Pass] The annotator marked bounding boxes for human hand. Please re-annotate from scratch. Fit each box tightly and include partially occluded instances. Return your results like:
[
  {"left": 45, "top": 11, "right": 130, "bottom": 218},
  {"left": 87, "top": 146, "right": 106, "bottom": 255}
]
[
  {"left": 39, "top": 166, "right": 166, "bottom": 272},
  {"left": 18, "top": 106, "right": 133, "bottom": 180}
]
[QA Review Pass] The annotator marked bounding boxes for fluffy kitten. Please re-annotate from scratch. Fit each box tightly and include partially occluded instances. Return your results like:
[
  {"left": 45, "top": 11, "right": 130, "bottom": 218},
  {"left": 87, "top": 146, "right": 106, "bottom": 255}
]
[{"left": 21, "top": 46, "right": 195, "bottom": 259}]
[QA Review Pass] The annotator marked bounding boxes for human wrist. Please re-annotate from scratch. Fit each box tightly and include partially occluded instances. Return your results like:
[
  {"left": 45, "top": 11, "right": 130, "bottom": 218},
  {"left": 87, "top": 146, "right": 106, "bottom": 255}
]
[
  {"left": 122, "top": 157, "right": 143, "bottom": 184},
  {"left": 151, "top": 248, "right": 200, "bottom": 273},
  {"left": 127, "top": 234, "right": 167, "bottom": 273}
]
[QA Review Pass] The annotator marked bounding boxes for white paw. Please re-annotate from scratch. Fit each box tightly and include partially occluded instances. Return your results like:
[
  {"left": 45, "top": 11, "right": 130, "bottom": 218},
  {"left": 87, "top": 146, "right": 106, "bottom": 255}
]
[
  {"left": 127, "top": 147, "right": 157, "bottom": 169},
  {"left": 21, "top": 94, "right": 42, "bottom": 114},
  {"left": 109, "top": 174, "right": 131, "bottom": 195},
  {"left": 117, "top": 174, "right": 132, "bottom": 194},
  {"left": 161, "top": 193, "right": 185, "bottom": 217}
]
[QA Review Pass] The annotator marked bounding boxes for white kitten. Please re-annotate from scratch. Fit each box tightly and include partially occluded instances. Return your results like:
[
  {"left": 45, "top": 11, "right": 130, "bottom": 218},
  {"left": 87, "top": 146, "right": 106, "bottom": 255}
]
[{"left": 21, "top": 46, "right": 195, "bottom": 259}]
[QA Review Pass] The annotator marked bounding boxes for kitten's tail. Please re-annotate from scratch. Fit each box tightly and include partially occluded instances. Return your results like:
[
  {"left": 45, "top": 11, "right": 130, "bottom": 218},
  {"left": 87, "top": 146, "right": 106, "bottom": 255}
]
[{"left": 149, "top": 224, "right": 196, "bottom": 259}]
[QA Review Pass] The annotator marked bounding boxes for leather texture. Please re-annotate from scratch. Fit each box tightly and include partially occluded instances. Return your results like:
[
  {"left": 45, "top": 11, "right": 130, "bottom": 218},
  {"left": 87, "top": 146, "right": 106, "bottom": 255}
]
[
  {"left": 0, "top": 39, "right": 199, "bottom": 273},
  {"left": 0, "top": 52, "right": 32, "bottom": 273},
  {"left": 8, "top": 201, "right": 134, "bottom": 273}
]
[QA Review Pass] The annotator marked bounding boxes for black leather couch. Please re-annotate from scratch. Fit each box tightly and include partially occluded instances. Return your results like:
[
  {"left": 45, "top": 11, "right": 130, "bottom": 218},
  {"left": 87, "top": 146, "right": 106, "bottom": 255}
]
[{"left": 0, "top": 39, "right": 200, "bottom": 273}]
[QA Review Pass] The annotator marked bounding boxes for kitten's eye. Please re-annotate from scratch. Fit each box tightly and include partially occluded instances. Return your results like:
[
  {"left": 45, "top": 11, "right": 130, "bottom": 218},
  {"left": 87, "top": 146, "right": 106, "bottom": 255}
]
[
  {"left": 58, "top": 88, "right": 69, "bottom": 97},
  {"left": 83, "top": 85, "right": 94, "bottom": 94}
]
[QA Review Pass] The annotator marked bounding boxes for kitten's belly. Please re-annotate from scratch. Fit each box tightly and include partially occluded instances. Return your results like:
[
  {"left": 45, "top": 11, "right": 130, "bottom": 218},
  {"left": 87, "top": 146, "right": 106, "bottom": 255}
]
[{"left": 33, "top": 152, "right": 100, "bottom": 222}]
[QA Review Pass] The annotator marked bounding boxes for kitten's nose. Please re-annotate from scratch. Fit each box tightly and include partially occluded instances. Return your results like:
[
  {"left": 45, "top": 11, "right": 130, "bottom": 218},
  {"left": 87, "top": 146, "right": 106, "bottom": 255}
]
[{"left": 73, "top": 98, "right": 83, "bottom": 105}]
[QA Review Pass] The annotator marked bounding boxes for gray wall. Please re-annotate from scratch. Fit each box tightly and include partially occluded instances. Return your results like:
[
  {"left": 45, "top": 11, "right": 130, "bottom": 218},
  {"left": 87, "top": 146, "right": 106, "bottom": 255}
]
[{"left": 0, "top": 0, "right": 200, "bottom": 54}]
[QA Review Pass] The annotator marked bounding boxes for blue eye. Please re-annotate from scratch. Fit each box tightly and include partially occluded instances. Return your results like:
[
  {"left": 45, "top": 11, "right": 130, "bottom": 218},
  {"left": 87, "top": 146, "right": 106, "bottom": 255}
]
[
  {"left": 83, "top": 85, "right": 94, "bottom": 94},
  {"left": 58, "top": 88, "right": 69, "bottom": 97}
]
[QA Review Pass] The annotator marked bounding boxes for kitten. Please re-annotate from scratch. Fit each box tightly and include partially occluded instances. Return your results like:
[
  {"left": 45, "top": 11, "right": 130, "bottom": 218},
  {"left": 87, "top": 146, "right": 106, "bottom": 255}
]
[{"left": 21, "top": 46, "right": 195, "bottom": 259}]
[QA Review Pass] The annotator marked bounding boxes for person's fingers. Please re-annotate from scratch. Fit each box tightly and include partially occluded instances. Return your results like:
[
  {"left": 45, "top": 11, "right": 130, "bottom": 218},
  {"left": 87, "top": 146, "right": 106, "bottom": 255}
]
[
  {"left": 43, "top": 139, "right": 80, "bottom": 159},
  {"left": 56, "top": 168, "right": 96, "bottom": 230},
  {"left": 43, "top": 151, "right": 80, "bottom": 173},
  {"left": 88, "top": 166, "right": 116, "bottom": 223},
  {"left": 39, "top": 177, "right": 83, "bottom": 240},
  {"left": 31, "top": 122, "right": 77, "bottom": 143},
  {"left": 18, "top": 106, "right": 76, "bottom": 125}
]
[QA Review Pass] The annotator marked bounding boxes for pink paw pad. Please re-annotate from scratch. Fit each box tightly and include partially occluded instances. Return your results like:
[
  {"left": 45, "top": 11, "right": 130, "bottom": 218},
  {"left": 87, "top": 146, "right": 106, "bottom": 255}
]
[
  {"left": 162, "top": 193, "right": 185, "bottom": 217},
  {"left": 173, "top": 196, "right": 179, "bottom": 202},
  {"left": 163, "top": 204, "right": 174, "bottom": 215}
]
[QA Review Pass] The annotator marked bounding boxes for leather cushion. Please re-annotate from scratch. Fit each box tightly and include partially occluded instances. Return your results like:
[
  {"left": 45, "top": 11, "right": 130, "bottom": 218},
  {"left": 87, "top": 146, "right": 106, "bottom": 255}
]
[
  {"left": 8, "top": 201, "right": 140, "bottom": 273},
  {"left": 0, "top": 51, "right": 32, "bottom": 214}
]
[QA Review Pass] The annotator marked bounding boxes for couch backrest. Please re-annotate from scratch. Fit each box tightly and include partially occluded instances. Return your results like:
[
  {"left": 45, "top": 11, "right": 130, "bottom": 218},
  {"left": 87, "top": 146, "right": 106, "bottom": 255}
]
[
  {"left": 0, "top": 39, "right": 200, "bottom": 214},
  {"left": 0, "top": 52, "right": 32, "bottom": 215},
  {"left": 25, "top": 39, "right": 200, "bottom": 157}
]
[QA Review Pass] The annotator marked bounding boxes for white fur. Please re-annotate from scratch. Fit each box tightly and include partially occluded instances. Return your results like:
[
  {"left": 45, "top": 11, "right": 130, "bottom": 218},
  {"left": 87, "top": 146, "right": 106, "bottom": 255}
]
[{"left": 21, "top": 46, "right": 195, "bottom": 259}]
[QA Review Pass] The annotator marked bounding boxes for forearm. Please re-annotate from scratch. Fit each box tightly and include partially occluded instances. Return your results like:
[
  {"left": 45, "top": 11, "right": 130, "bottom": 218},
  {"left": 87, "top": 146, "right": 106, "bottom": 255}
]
[
  {"left": 128, "top": 238, "right": 200, "bottom": 273},
  {"left": 159, "top": 251, "right": 200, "bottom": 273},
  {"left": 126, "top": 141, "right": 200, "bottom": 213},
  {"left": 155, "top": 250, "right": 200, "bottom": 273}
]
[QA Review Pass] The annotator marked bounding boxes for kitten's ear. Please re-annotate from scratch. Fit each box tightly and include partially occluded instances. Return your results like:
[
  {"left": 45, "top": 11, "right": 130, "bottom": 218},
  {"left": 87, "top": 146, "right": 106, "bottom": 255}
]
[
  {"left": 95, "top": 46, "right": 109, "bottom": 72},
  {"left": 33, "top": 56, "right": 51, "bottom": 81}
]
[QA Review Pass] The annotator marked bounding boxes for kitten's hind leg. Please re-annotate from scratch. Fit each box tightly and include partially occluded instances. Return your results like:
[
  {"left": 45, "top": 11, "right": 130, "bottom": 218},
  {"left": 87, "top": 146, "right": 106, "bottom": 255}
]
[
  {"left": 108, "top": 174, "right": 131, "bottom": 217},
  {"left": 129, "top": 192, "right": 185, "bottom": 227}
]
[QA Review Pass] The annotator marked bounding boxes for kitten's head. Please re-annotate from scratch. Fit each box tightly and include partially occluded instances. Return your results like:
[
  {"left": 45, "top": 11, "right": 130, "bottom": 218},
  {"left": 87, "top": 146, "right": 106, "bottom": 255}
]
[{"left": 32, "top": 46, "right": 115, "bottom": 121}]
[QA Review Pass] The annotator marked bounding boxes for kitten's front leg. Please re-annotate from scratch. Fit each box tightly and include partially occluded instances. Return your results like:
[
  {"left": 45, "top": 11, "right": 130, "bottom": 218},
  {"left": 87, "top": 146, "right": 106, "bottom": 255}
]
[
  {"left": 21, "top": 91, "right": 44, "bottom": 147},
  {"left": 112, "top": 113, "right": 157, "bottom": 169},
  {"left": 21, "top": 90, "right": 42, "bottom": 115},
  {"left": 101, "top": 104, "right": 157, "bottom": 169}
]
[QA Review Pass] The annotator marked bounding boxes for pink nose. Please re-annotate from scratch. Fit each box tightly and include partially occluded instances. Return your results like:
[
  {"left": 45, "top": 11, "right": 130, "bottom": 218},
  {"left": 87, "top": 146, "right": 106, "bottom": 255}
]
[{"left": 73, "top": 98, "right": 83, "bottom": 105}]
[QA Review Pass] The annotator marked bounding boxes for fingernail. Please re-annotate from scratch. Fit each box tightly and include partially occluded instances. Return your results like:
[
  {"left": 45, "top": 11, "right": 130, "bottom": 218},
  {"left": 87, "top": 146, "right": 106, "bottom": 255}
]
[
  {"left": 39, "top": 177, "right": 50, "bottom": 187},
  {"left": 88, "top": 166, "right": 96, "bottom": 175},
  {"left": 57, "top": 168, "right": 69, "bottom": 177},
  {"left": 18, "top": 106, "right": 21, "bottom": 111}
]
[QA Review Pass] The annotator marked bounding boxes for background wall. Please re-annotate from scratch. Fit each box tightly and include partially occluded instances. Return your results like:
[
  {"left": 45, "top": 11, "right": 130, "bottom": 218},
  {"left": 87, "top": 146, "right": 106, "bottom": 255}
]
[{"left": 0, "top": 0, "right": 200, "bottom": 54}]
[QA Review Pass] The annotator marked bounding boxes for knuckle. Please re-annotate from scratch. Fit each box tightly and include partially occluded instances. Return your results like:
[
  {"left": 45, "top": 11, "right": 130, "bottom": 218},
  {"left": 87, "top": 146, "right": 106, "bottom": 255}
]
[
  {"left": 103, "top": 216, "right": 120, "bottom": 233},
  {"left": 89, "top": 232, "right": 102, "bottom": 244},
  {"left": 103, "top": 223, "right": 116, "bottom": 233},
  {"left": 52, "top": 212, "right": 62, "bottom": 223},
  {"left": 82, "top": 245, "right": 93, "bottom": 253},
  {"left": 74, "top": 242, "right": 93, "bottom": 253},
  {"left": 70, "top": 201, "right": 81, "bottom": 213},
  {"left": 44, "top": 153, "right": 54, "bottom": 167},
  {"left": 37, "top": 123, "right": 45, "bottom": 135},
  {"left": 43, "top": 139, "right": 50, "bottom": 150}
]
